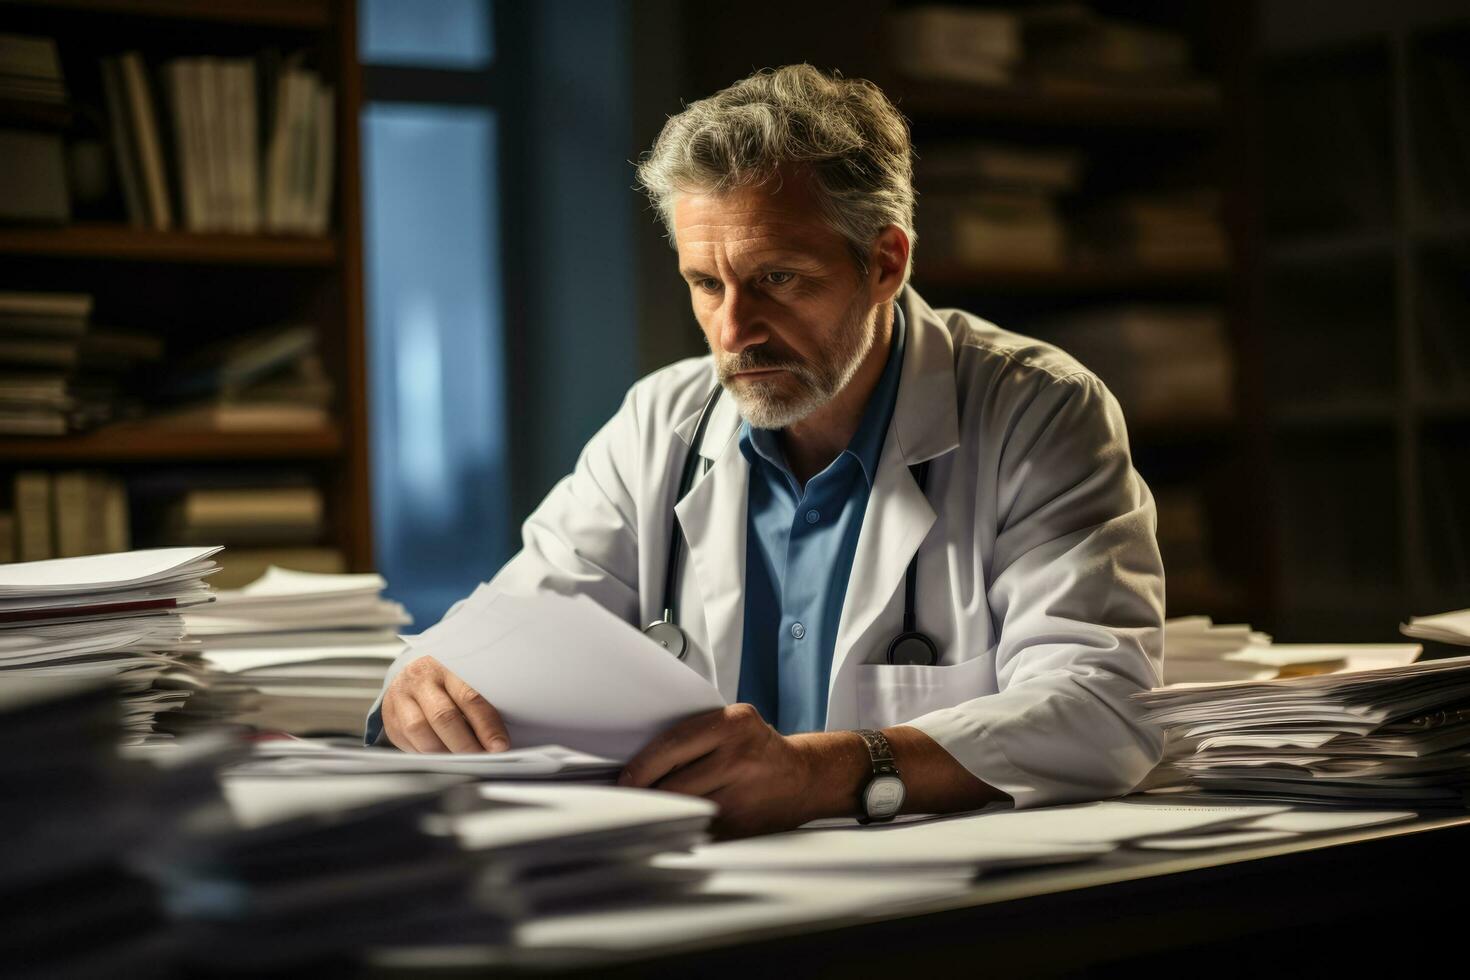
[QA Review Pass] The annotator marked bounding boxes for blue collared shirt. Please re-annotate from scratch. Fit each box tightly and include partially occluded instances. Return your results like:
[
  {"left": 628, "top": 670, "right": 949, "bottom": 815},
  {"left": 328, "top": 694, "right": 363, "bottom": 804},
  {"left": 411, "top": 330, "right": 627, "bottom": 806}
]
[{"left": 736, "top": 306, "right": 907, "bottom": 735}]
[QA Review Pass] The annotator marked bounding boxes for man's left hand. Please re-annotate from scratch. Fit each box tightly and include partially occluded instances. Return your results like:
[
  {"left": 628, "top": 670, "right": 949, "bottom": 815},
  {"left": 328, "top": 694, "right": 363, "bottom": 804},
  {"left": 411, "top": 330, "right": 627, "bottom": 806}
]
[{"left": 619, "top": 703, "right": 837, "bottom": 838}]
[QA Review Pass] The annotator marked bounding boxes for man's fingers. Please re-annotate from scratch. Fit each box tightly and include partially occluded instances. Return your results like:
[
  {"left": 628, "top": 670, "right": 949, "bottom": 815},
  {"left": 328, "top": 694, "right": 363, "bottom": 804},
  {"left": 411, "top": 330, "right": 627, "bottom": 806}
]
[
  {"left": 621, "top": 707, "right": 729, "bottom": 787},
  {"left": 652, "top": 749, "right": 734, "bottom": 799},
  {"left": 394, "top": 696, "right": 451, "bottom": 754},
  {"left": 415, "top": 686, "right": 484, "bottom": 753},
  {"left": 446, "top": 679, "right": 510, "bottom": 752}
]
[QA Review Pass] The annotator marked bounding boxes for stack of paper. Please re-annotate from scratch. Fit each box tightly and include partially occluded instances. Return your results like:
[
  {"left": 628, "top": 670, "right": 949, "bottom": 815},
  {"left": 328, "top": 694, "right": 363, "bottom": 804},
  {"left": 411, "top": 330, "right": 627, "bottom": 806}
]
[
  {"left": 234, "top": 737, "right": 621, "bottom": 781},
  {"left": 439, "top": 784, "right": 717, "bottom": 918},
  {"left": 396, "top": 586, "right": 725, "bottom": 760},
  {"left": 1163, "top": 616, "right": 1422, "bottom": 686},
  {"left": 1403, "top": 608, "right": 1470, "bottom": 646},
  {"left": 0, "top": 547, "right": 220, "bottom": 740},
  {"left": 155, "top": 772, "right": 501, "bottom": 967},
  {"left": 180, "top": 567, "right": 411, "bottom": 736},
  {"left": 0, "top": 677, "right": 229, "bottom": 974},
  {"left": 1135, "top": 656, "right": 1470, "bottom": 806}
]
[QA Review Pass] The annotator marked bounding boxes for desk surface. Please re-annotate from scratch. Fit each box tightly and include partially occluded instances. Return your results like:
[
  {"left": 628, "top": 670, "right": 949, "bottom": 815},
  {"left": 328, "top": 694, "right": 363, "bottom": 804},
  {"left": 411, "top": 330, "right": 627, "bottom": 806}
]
[{"left": 371, "top": 808, "right": 1470, "bottom": 976}]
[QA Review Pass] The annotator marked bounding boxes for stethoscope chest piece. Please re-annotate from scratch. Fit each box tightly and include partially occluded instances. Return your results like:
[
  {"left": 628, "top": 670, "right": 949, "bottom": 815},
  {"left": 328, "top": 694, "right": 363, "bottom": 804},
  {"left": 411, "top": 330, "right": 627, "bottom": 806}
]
[
  {"left": 886, "top": 631, "right": 939, "bottom": 666},
  {"left": 643, "top": 619, "right": 689, "bottom": 661}
]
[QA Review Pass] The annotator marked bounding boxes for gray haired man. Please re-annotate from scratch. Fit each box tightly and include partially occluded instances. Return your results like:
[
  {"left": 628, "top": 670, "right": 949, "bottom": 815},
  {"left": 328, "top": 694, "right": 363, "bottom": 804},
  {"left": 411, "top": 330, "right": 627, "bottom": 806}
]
[{"left": 373, "top": 65, "right": 1166, "bottom": 838}]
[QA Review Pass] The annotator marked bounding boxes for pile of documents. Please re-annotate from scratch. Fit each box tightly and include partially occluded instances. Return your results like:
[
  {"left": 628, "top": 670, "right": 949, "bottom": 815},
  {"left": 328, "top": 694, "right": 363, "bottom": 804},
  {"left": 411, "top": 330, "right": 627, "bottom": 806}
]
[
  {"left": 1402, "top": 608, "right": 1470, "bottom": 646},
  {"left": 155, "top": 772, "right": 496, "bottom": 966},
  {"left": 0, "top": 547, "right": 220, "bottom": 740},
  {"left": 440, "top": 783, "right": 716, "bottom": 918},
  {"left": 154, "top": 773, "right": 715, "bottom": 967},
  {"left": 238, "top": 738, "right": 621, "bottom": 781},
  {"left": 180, "top": 566, "right": 411, "bottom": 736},
  {"left": 1162, "top": 616, "right": 1422, "bottom": 686},
  {"left": 397, "top": 586, "right": 725, "bottom": 760},
  {"left": 0, "top": 677, "right": 228, "bottom": 975},
  {"left": 1135, "top": 656, "right": 1470, "bottom": 807}
]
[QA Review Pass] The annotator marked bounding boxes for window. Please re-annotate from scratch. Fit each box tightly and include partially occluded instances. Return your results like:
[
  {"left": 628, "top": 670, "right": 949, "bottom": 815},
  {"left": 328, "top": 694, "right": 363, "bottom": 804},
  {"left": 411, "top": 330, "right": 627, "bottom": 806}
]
[{"left": 360, "top": 0, "right": 510, "bottom": 626}]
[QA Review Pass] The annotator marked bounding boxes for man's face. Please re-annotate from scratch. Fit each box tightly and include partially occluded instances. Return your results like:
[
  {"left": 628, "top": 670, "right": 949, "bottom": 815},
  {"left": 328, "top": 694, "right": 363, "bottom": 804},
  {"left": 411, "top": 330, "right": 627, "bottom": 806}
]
[{"left": 673, "top": 172, "right": 877, "bottom": 429}]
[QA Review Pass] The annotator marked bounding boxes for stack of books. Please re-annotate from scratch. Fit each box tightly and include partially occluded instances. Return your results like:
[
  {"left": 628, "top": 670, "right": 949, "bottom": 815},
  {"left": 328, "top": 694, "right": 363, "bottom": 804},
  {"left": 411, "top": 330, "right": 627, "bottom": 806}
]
[
  {"left": 0, "top": 547, "right": 221, "bottom": 741},
  {"left": 916, "top": 143, "right": 1083, "bottom": 271},
  {"left": 156, "top": 322, "right": 332, "bottom": 433},
  {"left": 0, "top": 289, "right": 162, "bottom": 437},
  {"left": 99, "top": 48, "right": 334, "bottom": 234},
  {"left": 0, "top": 32, "right": 69, "bottom": 223},
  {"left": 1027, "top": 304, "right": 1234, "bottom": 426},
  {"left": 888, "top": 4, "right": 1219, "bottom": 101},
  {"left": 1078, "top": 189, "right": 1228, "bottom": 270},
  {"left": 0, "top": 290, "right": 90, "bottom": 436},
  {"left": 180, "top": 567, "right": 410, "bottom": 736}
]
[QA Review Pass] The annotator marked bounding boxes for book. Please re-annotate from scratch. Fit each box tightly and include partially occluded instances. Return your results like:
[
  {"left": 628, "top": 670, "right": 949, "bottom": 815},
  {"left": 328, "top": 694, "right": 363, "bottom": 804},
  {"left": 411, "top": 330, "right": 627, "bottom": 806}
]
[
  {"left": 119, "top": 51, "right": 173, "bottom": 230},
  {"left": 14, "top": 471, "right": 52, "bottom": 561},
  {"left": 0, "top": 128, "right": 69, "bottom": 223},
  {"left": 53, "top": 471, "right": 129, "bottom": 558},
  {"left": 0, "top": 291, "right": 92, "bottom": 319},
  {"left": 100, "top": 56, "right": 146, "bottom": 227}
]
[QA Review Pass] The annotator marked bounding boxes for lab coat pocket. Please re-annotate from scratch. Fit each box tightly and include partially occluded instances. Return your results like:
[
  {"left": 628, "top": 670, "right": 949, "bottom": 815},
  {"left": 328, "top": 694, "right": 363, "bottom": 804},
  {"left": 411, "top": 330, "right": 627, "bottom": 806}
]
[{"left": 855, "top": 654, "right": 995, "bottom": 730}]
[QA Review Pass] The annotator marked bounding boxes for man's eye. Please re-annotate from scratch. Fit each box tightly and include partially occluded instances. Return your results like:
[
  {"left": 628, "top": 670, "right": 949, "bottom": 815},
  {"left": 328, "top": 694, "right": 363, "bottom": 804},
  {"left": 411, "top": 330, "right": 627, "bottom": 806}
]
[
  {"left": 765, "top": 271, "right": 794, "bottom": 285},
  {"left": 697, "top": 278, "right": 721, "bottom": 292}
]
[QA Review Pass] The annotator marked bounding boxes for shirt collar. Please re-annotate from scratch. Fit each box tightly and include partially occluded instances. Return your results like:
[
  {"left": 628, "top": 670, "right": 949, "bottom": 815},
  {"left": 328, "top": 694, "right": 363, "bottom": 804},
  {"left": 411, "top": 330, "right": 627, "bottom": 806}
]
[{"left": 737, "top": 303, "right": 908, "bottom": 488}]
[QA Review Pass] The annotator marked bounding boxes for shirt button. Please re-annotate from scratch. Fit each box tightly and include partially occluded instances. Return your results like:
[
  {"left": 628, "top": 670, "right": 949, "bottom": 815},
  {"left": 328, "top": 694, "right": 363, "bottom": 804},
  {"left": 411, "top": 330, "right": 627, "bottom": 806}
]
[
  {"left": 805, "top": 509, "right": 820, "bottom": 524},
  {"left": 790, "top": 622, "right": 806, "bottom": 640}
]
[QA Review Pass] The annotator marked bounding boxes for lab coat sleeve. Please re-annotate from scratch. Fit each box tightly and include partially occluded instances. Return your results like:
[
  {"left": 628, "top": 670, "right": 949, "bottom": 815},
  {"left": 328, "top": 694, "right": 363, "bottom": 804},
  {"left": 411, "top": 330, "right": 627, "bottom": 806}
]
[
  {"left": 364, "top": 384, "right": 650, "bottom": 744},
  {"left": 905, "top": 372, "right": 1166, "bottom": 808}
]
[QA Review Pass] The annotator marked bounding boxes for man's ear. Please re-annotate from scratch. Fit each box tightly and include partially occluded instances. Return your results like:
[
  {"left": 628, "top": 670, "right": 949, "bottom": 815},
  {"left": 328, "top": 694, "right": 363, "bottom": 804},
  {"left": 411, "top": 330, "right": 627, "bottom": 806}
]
[{"left": 868, "top": 225, "right": 911, "bottom": 305}]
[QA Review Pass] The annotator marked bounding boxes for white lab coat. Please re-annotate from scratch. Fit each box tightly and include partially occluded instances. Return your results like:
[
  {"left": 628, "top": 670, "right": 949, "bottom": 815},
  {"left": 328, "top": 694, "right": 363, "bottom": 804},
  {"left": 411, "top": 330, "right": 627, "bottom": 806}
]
[{"left": 374, "top": 286, "right": 1166, "bottom": 808}]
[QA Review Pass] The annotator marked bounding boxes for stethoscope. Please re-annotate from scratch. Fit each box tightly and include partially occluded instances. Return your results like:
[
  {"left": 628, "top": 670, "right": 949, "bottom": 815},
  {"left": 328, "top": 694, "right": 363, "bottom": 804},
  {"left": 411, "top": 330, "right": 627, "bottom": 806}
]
[{"left": 642, "top": 385, "right": 940, "bottom": 667}]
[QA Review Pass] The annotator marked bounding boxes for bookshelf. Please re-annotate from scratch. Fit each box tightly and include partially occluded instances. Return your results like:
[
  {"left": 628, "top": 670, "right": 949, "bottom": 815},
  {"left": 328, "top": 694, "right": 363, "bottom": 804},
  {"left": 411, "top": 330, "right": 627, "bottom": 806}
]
[
  {"left": 666, "top": 0, "right": 1266, "bottom": 622},
  {"left": 0, "top": 0, "right": 372, "bottom": 574},
  {"left": 889, "top": 1, "right": 1265, "bottom": 623},
  {"left": 1259, "top": 10, "right": 1470, "bottom": 642}
]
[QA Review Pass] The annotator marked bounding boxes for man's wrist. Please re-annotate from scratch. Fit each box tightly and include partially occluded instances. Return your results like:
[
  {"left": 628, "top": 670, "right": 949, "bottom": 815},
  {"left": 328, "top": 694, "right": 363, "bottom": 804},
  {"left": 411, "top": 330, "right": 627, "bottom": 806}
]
[{"left": 788, "top": 730, "right": 871, "bottom": 822}]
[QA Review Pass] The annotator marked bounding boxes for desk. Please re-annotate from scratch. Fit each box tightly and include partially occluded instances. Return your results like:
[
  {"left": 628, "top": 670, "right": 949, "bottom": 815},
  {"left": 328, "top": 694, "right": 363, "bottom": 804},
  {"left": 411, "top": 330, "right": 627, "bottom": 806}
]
[{"left": 372, "top": 809, "right": 1470, "bottom": 977}]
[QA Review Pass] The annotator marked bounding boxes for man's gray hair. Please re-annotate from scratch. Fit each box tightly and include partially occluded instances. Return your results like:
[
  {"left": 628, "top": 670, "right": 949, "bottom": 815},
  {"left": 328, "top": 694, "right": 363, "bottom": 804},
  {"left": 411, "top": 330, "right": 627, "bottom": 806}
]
[{"left": 636, "top": 64, "right": 916, "bottom": 283}]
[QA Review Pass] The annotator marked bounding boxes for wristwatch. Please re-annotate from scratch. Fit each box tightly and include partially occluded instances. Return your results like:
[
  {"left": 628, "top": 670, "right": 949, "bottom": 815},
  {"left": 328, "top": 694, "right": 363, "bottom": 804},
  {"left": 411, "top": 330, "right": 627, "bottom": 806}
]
[{"left": 854, "top": 729, "right": 905, "bottom": 823}]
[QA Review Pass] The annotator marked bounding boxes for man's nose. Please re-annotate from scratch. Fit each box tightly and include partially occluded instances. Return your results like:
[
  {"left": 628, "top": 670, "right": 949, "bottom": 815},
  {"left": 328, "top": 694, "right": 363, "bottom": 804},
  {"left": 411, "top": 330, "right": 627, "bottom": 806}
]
[{"left": 718, "top": 285, "right": 768, "bottom": 355}]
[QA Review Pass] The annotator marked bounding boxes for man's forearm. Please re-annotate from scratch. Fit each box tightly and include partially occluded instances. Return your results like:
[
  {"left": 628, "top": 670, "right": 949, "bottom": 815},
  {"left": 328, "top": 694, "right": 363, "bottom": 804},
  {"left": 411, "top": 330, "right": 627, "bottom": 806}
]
[{"left": 790, "top": 725, "right": 1010, "bottom": 822}]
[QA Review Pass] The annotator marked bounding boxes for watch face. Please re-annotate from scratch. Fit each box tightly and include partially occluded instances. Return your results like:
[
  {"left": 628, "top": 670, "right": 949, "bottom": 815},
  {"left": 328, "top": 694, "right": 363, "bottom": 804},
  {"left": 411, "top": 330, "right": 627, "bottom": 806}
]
[{"left": 864, "top": 775, "right": 905, "bottom": 820}]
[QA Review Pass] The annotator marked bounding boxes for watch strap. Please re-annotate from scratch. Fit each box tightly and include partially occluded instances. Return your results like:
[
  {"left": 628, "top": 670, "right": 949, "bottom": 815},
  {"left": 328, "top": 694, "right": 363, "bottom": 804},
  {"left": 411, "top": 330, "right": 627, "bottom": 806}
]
[{"left": 855, "top": 728, "right": 899, "bottom": 777}]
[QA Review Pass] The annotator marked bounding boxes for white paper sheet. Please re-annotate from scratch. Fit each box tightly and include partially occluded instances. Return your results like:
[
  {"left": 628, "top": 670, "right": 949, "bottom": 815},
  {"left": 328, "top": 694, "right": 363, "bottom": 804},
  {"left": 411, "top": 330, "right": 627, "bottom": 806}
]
[
  {"left": 0, "top": 546, "right": 222, "bottom": 595},
  {"left": 514, "top": 870, "right": 976, "bottom": 952},
  {"left": 404, "top": 587, "right": 725, "bottom": 760}
]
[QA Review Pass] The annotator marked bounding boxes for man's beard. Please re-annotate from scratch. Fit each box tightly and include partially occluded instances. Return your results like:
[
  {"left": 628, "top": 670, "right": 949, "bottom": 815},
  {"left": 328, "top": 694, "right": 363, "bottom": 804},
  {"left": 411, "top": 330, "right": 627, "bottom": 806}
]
[{"left": 714, "top": 292, "right": 877, "bottom": 430}]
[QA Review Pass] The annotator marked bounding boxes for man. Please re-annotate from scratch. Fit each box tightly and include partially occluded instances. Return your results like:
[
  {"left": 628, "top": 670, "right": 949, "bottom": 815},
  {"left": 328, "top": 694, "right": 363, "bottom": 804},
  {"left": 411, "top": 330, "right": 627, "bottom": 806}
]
[{"left": 369, "top": 64, "right": 1165, "bottom": 838}]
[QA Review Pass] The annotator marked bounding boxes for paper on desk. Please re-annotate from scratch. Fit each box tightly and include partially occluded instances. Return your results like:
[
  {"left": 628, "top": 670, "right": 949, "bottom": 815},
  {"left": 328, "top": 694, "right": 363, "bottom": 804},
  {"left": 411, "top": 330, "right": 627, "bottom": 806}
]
[
  {"left": 444, "top": 784, "right": 716, "bottom": 852},
  {"left": 514, "top": 870, "right": 976, "bottom": 953},
  {"left": 237, "top": 739, "right": 620, "bottom": 779},
  {"left": 1128, "top": 807, "right": 1418, "bottom": 850},
  {"left": 0, "top": 546, "right": 222, "bottom": 596},
  {"left": 404, "top": 587, "right": 726, "bottom": 760},
  {"left": 661, "top": 814, "right": 1115, "bottom": 875},
  {"left": 1131, "top": 830, "right": 1299, "bottom": 850}
]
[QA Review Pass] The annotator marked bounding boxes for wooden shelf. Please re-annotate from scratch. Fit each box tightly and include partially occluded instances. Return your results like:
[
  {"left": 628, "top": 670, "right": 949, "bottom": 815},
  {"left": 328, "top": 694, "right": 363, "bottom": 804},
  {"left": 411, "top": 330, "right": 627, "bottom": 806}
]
[
  {"left": 1267, "top": 230, "right": 1395, "bottom": 266},
  {"left": 914, "top": 260, "right": 1229, "bottom": 294},
  {"left": 893, "top": 78, "right": 1223, "bottom": 129},
  {"left": 0, "top": 424, "right": 343, "bottom": 462},
  {"left": 0, "top": 225, "right": 337, "bottom": 266},
  {"left": 0, "top": 0, "right": 332, "bottom": 29},
  {"left": 1273, "top": 399, "right": 1397, "bottom": 430}
]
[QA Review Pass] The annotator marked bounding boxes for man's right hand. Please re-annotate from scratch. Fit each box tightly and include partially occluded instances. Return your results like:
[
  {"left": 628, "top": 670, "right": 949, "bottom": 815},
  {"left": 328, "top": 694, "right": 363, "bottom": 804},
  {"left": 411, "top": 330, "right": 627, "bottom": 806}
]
[{"left": 381, "top": 655, "right": 510, "bottom": 753}]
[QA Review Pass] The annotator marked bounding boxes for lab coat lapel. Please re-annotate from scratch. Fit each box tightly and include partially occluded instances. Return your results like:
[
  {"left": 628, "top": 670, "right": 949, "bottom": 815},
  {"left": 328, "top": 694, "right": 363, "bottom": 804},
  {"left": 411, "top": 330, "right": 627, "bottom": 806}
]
[
  {"left": 673, "top": 391, "right": 747, "bottom": 703},
  {"left": 829, "top": 288, "right": 960, "bottom": 704}
]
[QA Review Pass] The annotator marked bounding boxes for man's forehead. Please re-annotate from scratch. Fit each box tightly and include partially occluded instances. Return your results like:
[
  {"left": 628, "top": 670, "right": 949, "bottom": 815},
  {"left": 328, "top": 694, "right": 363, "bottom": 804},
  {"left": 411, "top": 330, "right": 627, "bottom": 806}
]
[{"left": 672, "top": 185, "right": 838, "bottom": 256}]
